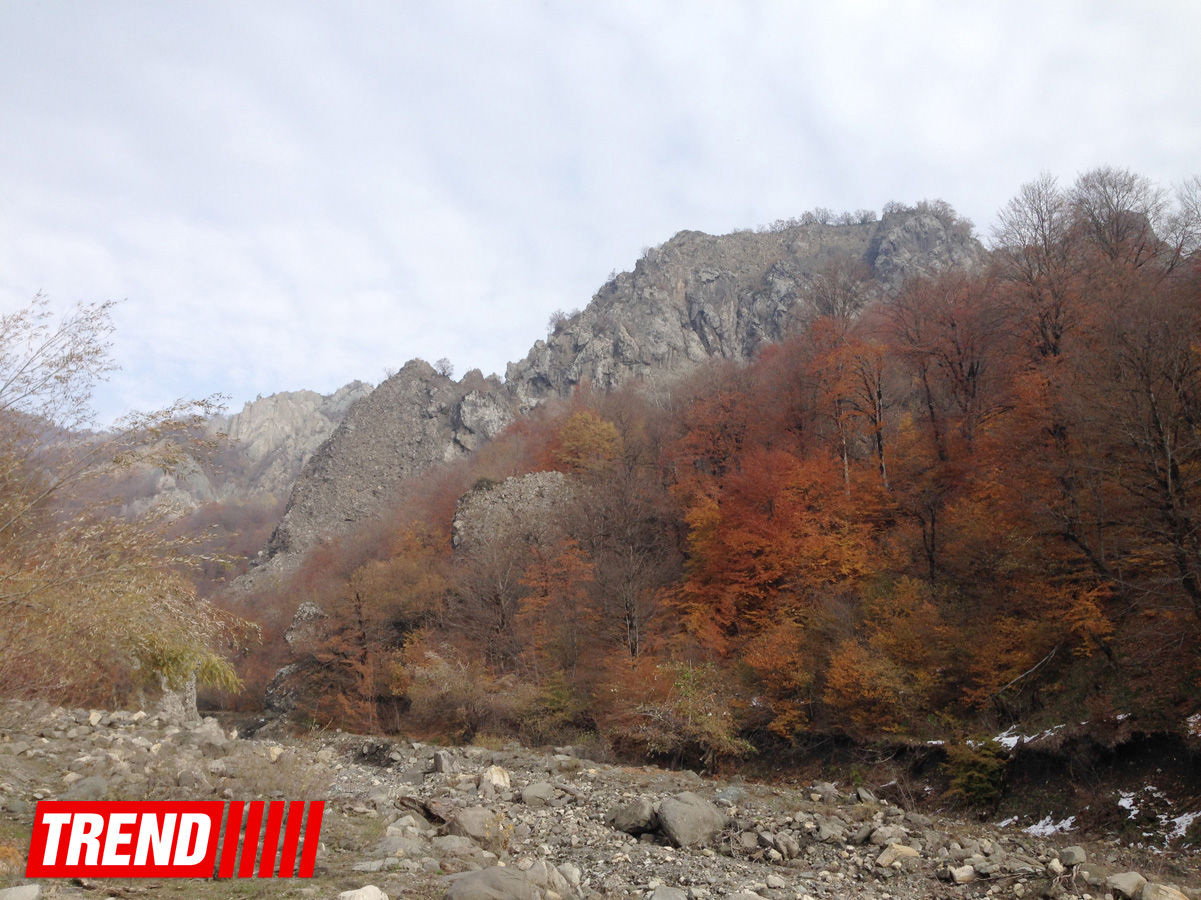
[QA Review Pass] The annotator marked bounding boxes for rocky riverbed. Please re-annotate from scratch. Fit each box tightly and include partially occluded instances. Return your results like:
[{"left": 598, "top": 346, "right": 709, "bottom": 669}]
[{"left": 1, "top": 701, "right": 1198, "bottom": 900}]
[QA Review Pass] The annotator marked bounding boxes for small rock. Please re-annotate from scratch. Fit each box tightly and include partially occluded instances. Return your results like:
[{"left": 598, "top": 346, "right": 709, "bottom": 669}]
[
  {"left": 1106, "top": 872, "right": 1147, "bottom": 899},
  {"left": 0, "top": 887, "right": 43, "bottom": 900},
  {"left": 1059, "top": 846, "right": 1087, "bottom": 866},
  {"left": 657, "top": 792, "right": 728, "bottom": 849},
  {"left": 951, "top": 864, "right": 977, "bottom": 884},
  {"left": 432, "top": 750, "right": 460, "bottom": 774},
  {"left": 649, "top": 887, "right": 688, "bottom": 900},
  {"left": 339, "top": 888, "right": 388, "bottom": 900},
  {"left": 61, "top": 775, "right": 108, "bottom": 801},
  {"left": 521, "top": 782, "right": 558, "bottom": 808},
  {"left": 876, "top": 844, "right": 920, "bottom": 868}
]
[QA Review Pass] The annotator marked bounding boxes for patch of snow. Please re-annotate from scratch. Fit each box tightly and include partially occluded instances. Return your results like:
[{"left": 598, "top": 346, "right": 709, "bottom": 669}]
[
  {"left": 1024, "top": 815, "right": 1075, "bottom": 836},
  {"left": 997, "top": 817, "right": 1018, "bottom": 828},
  {"left": 993, "top": 723, "right": 1068, "bottom": 750},
  {"left": 926, "top": 740, "right": 945, "bottom": 746},
  {"left": 1169, "top": 811, "right": 1200, "bottom": 839},
  {"left": 1188, "top": 714, "right": 1201, "bottom": 737}
]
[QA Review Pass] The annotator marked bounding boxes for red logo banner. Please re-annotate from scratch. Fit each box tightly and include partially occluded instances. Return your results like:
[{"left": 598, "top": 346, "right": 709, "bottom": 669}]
[{"left": 26, "top": 800, "right": 324, "bottom": 878}]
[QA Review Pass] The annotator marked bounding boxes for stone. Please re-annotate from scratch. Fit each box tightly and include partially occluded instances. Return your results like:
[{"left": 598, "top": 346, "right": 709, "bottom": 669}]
[
  {"left": 556, "top": 863, "right": 582, "bottom": 888},
  {"left": 432, "top": 750, "right": 460, "bottom": 774},
  {"left": 811, "top": 782, "right": 839, "bottom": 803},
  {"left": 374, "top": 835, "right": 427, "bottom": 858},
  {"left": 950, "top": 864, "right": 977, "bottom": 884},
  {"left": 61, "top": 775, "right": 108, "bottom": 801},
  {"left": 1106, "top": 872, "right": 1147, "bottom": 899},
  {"left": 876, "top": 843, "right": 920, "bottom": 868},
  {"left": 177, "top": 769, "right": 212, "bottom": 792},
  {"left": 339, "top": 888, "right": 389, "bottom": 900},
  {"left": 478, "top": 766, "right": 511, "bottom": 792},
  {"left": 525, "top": 859, "right": 571, "bottom": 895},
  {"left": 449, "top": 808, "right": 507, "bottom": 845},
  {"left": 649, "top": 888, "right": 688, "bottom": 900},
  {"left": 445, "top": 866, "right": 538, "bottom": 900},
  {"left": 1141, "top": 886, "right": 1189, "bottom": 900},
  {"left": 432, "top": 835, "right": 480, "bottom": 857},
  {"left": 856, "top": 786, "right": 877, "bottom": 803},
  {"left": 520, "top": 781, "right": 558, "bottom": 807},
  {"left": 0, "top": 888, "right": 42, "bottom": 900},
  {"left": 657, "top": 792, "right": 728, "bottom": 849},
  {"left": 1059, "top": 845, "right": 1087, "bottom": 866},
  {"left": 606, "top": 798, "right": 659, "bottom": 835}
]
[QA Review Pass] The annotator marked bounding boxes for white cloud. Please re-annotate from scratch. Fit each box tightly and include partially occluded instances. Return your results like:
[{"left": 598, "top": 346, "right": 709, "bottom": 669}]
[{"left": 1, "top": 0, "right": 1198, "bottom": 424}]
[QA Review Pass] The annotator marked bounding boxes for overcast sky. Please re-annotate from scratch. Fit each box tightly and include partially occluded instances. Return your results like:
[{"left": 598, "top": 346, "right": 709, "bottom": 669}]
[{"left": 2, "top": 1, "right": 1198, "bottom": 425}]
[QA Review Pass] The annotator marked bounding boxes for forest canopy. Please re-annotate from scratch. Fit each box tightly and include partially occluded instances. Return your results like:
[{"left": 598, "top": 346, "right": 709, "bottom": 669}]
[{"left": 248, "top": 168, "right": 1201, "bottom": 764}]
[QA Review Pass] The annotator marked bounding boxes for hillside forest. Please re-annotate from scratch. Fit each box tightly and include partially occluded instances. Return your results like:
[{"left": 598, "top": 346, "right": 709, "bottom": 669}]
[{"left": 4, "top": 167, "right": 1201, "bottom": 771}]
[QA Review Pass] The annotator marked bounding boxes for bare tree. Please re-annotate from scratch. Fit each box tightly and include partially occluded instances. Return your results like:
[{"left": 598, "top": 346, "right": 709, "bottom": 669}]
[{"left": 0, "top": 295, "right": 252, "bottom": 703}]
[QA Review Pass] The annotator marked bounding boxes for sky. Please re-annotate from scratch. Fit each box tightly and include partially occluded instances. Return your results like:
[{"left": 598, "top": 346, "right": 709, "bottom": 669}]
[{"left": 2, "top": 1, "right": 1199, "bottom": 425}]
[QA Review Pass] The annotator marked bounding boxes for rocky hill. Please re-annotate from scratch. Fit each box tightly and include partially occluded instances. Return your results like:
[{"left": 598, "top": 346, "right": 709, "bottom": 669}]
[
  {"left": 1, "top": 699, "right": 1198, "bottom": 900},
  {"left": 117, "top": 381, "right": 372, "bottom": 518},
  {"left": 261, "top": 206, "right": 984, "bottom": 563}
]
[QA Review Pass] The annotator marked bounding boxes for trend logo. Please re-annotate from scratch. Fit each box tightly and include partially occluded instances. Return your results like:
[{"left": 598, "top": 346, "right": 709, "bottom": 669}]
[{"left": 26, "top": 800, "right": 325, "bottom": 878}]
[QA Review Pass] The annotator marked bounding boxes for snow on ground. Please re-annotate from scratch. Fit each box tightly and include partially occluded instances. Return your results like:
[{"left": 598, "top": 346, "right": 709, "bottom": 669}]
[{"left": 1024, "top": 815, "right": 1076, "bottom": 836}]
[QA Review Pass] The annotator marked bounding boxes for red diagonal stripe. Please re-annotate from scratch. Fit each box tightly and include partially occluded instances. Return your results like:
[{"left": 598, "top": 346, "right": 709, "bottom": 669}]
[
  {"left": 277, "top": 801, "right": 306, "bottom": 878},
  {"left": 237, "top": 801, "right": 264, "bottom": 878},
  {"left": 297, "top": 802, "right": 324, "bottom": 877},
  {"left": 258, "top": 801, "right": 285, "bottom": 877},
  {"left": 217, "top": 802, "right": 244, "bottom": 879}
]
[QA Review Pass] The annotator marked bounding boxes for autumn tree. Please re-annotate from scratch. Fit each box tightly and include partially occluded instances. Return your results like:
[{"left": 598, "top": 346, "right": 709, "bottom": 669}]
[{"left": 0, "top": 295, "right": 250, "bottom": 703}]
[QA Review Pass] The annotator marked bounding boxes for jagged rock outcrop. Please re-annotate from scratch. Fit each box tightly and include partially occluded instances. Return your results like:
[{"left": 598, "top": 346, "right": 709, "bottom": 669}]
[
  {"left": 260, "top": 210, "right": 984, "bottom": 561},
  {"left": 116, "top": 381, "right": 372, "bottom": 519},
  {"left": 210, "top": 381, "right": 373, "bottom": 497},
  {"left": 505, "top": 209, "right": 983, "bottom": 410},
  {"left": 266, "top": 362, "right": 513, "bottom": 557}
]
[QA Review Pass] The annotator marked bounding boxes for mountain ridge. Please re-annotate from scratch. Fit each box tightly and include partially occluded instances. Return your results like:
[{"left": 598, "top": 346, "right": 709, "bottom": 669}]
[{"left": 259, "top": 205, "right": 984, "bottom": 565}]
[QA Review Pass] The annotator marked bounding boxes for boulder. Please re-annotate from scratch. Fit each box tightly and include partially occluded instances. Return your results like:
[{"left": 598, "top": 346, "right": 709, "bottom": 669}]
[
  {"left": 521, "top": 782, "right": 558, "bottom": 808},
  {"left": 1059, "top": 845, "right": 1087, "bottom": 866},
  {"left": 449, "top": 807, "right": 507, "bottom": 845},
  {"left": 876, "top": 843, "right": 920, "bottom": 868},
  {"left": 648, "top": 888, "right": 688, "bottom": 900},
  {"left": 606, "top": 798, "right": 658, "bottom": 835},
  {"left": 657, "top": 792, "right": 728, "bottom": 849},
  {"left": 340, "top": 888, "right": 389, "bottom": 900},
  {"left": 446, "top": 866, "right": 539, "bottom": 900},
  {"left": 1107, "top": 872, "right": 1147, "bottom": 899},
  {"left": 1141, "top": 886, "right": 1189, "bottom": 900}
]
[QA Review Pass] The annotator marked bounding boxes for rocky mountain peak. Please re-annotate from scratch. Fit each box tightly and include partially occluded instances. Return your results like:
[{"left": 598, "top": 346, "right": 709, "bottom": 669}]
[{"left": 259, "top": 207, "right": 984, "bottom": 563}]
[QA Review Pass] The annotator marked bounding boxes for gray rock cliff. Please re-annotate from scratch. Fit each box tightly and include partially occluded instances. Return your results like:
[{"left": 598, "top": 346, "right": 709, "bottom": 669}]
[
  {"left": 261, "top": 209, "right": 984, "bottom": 561},
  {"left": 265, "top": 362, "right": 513, "bottom": 557}
]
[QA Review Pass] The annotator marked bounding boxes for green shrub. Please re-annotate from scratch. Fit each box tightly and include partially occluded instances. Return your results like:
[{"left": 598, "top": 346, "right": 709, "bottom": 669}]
[{"left": 943, "top": 739, "right": 1006, "bottom": 808}]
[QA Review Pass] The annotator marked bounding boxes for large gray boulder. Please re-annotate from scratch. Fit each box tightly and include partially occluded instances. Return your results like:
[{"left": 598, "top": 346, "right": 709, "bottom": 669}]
[
  {"left": 445, "top": 866, "right": 539, "bottom": 900},
  {"left": 656, "top": 792, "right": 728, "bottom": 848},
  {"left": 605, "top": 798, "right": 658, "bottom": 835}
]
